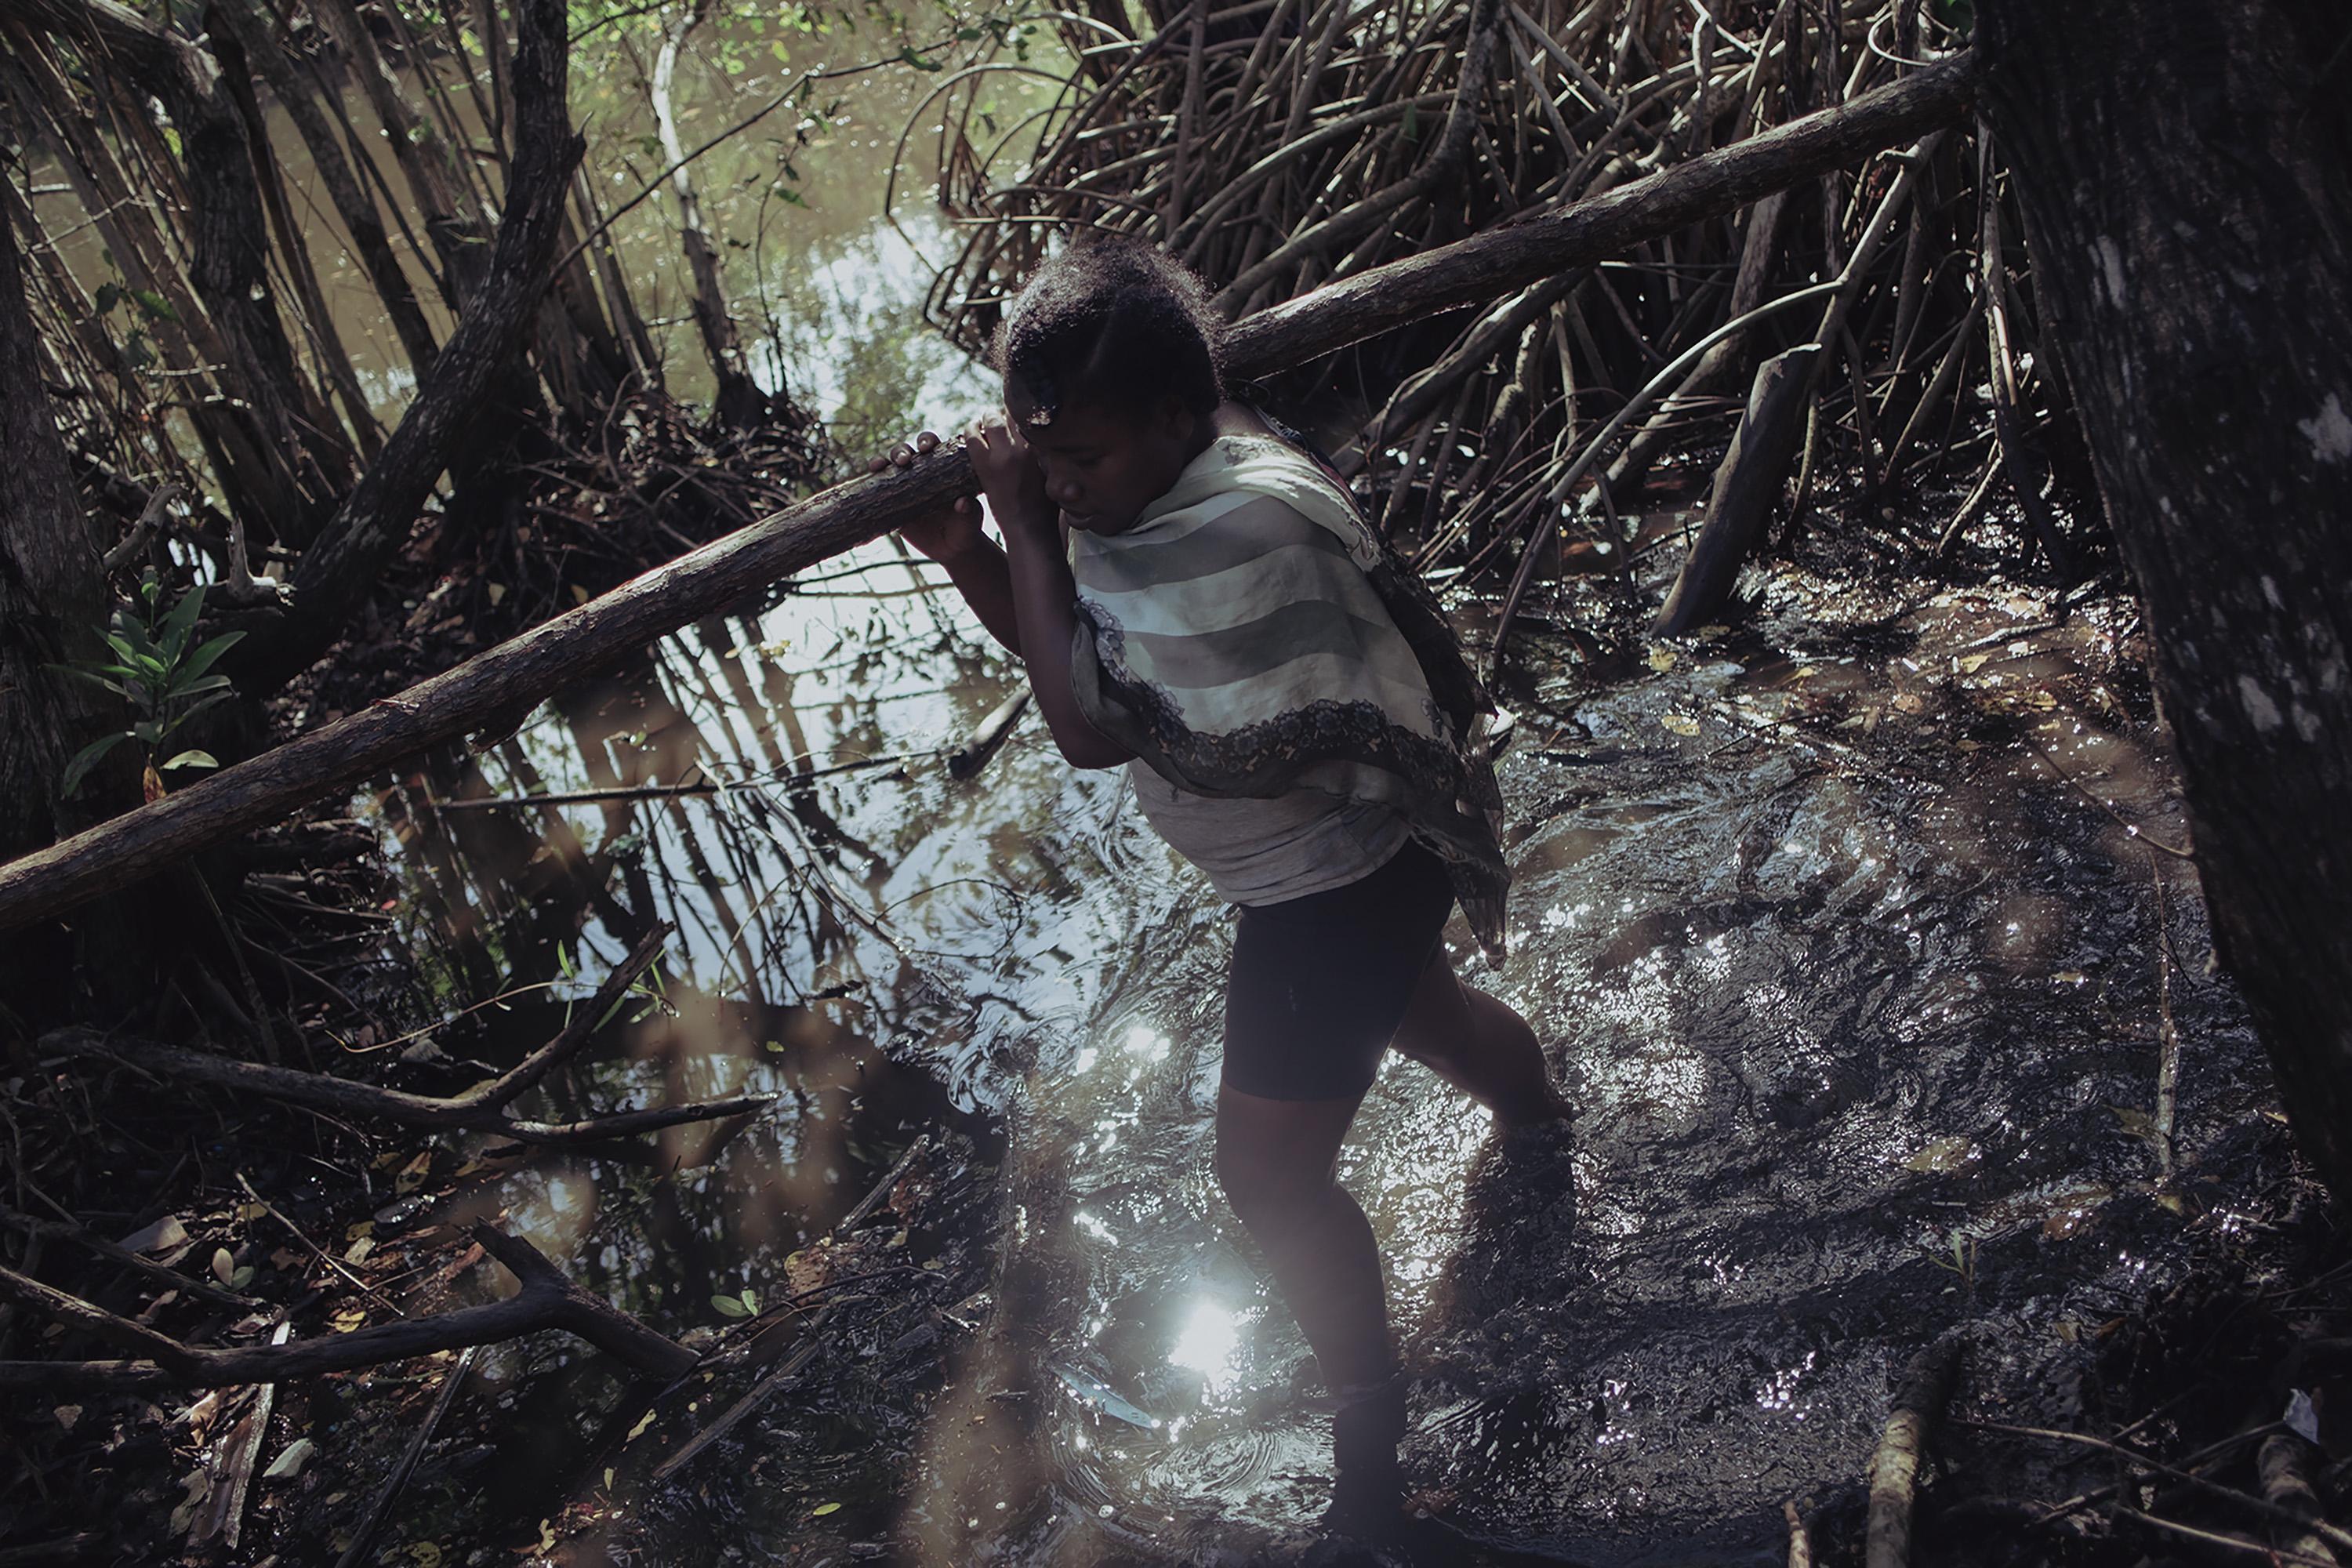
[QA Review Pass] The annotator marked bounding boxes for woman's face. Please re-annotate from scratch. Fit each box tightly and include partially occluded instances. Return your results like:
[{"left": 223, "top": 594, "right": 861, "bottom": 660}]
[{"left": 1006, "top": 388, "right": 1207, "bottom": 535}]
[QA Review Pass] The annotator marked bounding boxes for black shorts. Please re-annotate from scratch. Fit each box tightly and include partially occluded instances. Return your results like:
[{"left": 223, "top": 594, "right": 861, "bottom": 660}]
[{"left": 1221, "top": 839, "right": 1457, "bottom": 1102}]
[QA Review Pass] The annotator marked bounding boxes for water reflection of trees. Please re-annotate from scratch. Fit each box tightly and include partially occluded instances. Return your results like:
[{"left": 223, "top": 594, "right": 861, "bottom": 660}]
[{"left": 376, "top": 563, "right": 1021, "bottom": 1316}]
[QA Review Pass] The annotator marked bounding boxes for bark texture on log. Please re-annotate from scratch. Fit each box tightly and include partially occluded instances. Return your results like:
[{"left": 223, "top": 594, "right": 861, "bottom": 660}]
[
  {"left": 1977, "top": 0, "right": 2352, "bottom": 1204},
  {"left": 0, "top": 56, "right": 1978, "bottom": 935}
]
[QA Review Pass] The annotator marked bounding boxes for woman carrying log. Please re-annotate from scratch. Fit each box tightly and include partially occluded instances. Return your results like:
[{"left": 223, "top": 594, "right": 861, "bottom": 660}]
[{"left": 878, "top": 237, "right": 1570, "bottom": 1530}]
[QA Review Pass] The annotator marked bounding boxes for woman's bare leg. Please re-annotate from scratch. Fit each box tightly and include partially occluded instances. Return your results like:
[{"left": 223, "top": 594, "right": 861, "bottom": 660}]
[
  {"left": 1390, "top": 949, "right": 1570, "bottom": 1127},
  {"left": 1213, "top": 1085, "right": 1394, "bottom": 1393}
]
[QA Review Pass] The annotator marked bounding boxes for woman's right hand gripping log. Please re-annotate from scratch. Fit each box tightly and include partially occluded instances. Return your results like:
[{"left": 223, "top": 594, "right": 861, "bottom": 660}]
[{"left": 871, "top": 422, "right": 1130, "bottom": 770}]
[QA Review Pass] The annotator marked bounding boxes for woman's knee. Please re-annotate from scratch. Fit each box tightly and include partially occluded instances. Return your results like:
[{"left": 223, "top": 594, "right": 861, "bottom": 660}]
[{"left": 1214, "top": 1133, "right": 1329, "bottom": 1225}]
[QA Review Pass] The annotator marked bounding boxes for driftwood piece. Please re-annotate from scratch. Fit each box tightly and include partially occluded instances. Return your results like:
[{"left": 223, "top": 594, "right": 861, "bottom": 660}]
[
  {"left": 0, "top": 1223, "right": 693, "bottom": 1392},
  {"left": 1864, "top": 1333, "right": 1964, "bottom": 1568},
  {"left": 2259, "top": 1434, "right": 2344, "bottom": 1567},
  {"left": 44, "top": 1031, "right": 769, "bottom": 1146},
  {"left": 191, "top": 1322, "right": 288, "bottom": 1550},
  {"left": 1784, "top": 1498, "right": 1814, "bottom": 1568},
  {"left": 1651, "top": 344, "right": 1820, "bottom": 634},
  {"left": 0, "top": 53, "right": 1977, "bottom": 938}
]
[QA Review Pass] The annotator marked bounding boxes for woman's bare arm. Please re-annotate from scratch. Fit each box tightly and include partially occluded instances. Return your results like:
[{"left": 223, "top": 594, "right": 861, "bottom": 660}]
[{"left": 966, "top": 417, "right": 1134, "bottom": 770}]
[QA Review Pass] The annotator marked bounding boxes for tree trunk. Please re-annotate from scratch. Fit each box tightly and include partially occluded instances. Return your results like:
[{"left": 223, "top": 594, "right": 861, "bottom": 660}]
[
  {"left": 205, "top": 0, "right": 443, "bottom": 376},
  {"left": 247, "top": 0, "right": 585, "bottom": 688},
  {"left": 0, "top": 199, "right": 121, "bottom": 1013},
  {"left": 652, "top": 0, "right": 768, "bottom": 428},
  {"left": 1977, "top": 0, "right": 2352, "bottom": 1203},
  {"left": 9, "top": 0, "right": 358, "bottom": 542}
]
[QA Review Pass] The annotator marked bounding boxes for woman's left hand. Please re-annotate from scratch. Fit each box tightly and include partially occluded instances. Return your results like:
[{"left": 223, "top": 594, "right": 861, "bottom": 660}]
[{"left": 965, "top": 412, "right": 1054, "bottom": 539}]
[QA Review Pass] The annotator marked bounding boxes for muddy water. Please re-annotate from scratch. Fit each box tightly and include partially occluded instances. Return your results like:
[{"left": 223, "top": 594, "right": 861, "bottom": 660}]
[{"left": 365, "top": 532, "right": 2275, "bottom": 1564}]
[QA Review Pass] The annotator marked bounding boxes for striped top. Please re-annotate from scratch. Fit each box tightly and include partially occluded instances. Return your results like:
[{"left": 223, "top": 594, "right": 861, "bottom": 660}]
[{"left": 1065, "top": 436, "right": 1494, "bottom": 920}]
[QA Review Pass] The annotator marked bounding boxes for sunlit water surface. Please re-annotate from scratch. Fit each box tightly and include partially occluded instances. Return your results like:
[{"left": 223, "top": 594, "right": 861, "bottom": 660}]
[{"left": 361, "top": 532, "right": 2274, "bottom": 1563}]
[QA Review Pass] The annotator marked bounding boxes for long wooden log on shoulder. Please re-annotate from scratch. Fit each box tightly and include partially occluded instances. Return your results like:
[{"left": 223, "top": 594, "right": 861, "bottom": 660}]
[{"left": 0, "top": 53, "right": 1976, "bottom": 936}]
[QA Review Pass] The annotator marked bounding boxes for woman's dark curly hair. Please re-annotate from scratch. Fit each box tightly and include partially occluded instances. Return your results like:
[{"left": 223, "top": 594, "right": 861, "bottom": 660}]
[{"left": 992, "top": 236, "right": 1225, "bottom": 426}]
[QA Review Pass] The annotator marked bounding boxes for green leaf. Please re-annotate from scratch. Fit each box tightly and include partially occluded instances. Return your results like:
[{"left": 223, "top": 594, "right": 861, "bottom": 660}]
[
  {"left": 739, "top": 1288, "right": 758, "bottom": 1313},
  {"left": 165, "top": 673, "right": 233, "bottom": 702},
  {"left": 160, "top": 689, "right": 234, "bottom": 732},
  {"left": 711, "top": 1293, "right": 750, "bottom": 1319},
  {"left": 60, "top": 732, "right": 130, "bottom": 794},
  {"left": 46, "top": 666, "right": 130, "bottom": 699},
  {"left": 159, "top": 581, "right": 207, "bottom": 663},
  {"left": 132, "top": 720, "right": 163, "bottom": 744},
  {"left": 94, "top": 281, "right": 123, "bottom": 314},
  {"left": 175, "top": 630, "right": 246, "bottom": 684},
  {"left": 132, "top": 289, "right": 177, "bottom": 323},
  {"left": 160, "top": 749, "right": 219, "bottom": 772}
]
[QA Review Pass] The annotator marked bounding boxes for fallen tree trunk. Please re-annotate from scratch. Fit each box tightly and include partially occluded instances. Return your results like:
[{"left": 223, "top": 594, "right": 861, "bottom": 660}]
[
  {"left": 0, "top": 52, "right": 1977, "bottom": 936},
  {"left": 0, "top": 1224, "right": 694, "bottom": 1392}
]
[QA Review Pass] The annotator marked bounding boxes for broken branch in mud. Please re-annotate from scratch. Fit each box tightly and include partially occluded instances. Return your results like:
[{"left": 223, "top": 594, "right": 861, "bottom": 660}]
[
  {"left": 0, "top": 1224, "right": 693, "bottom": 1393},
  {"left": 2258, "top": 1434, "right": 2345, "bottom": 1566},
  {"left": 1784, "top": 1499, "right": 1815, "bottom": 1568},
  {"left": 1864, "top": 1332, "right": 1963, "bottom": 1568},
  {"left": 40, "top": 924, "right": 772, "bottom": 1145},
  {"left": 332, "top": 1344, "right": 480, "bottom": 1568},
  {"left": 0, "top": 53, "right": 1976, "bottom": 936},
  {"left": 1961, "top": 1417, "right": 2352, "bottom": 1554},
  {"left": 1650, "top": 343, "right": 1819, "bottom": 635}
]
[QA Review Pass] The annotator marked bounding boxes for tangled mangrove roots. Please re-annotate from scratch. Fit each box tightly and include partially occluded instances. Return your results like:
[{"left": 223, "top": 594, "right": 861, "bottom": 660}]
[
  {"left": 918, "top": 0, "right": 2095, "bottom": 645},
  {"left": 300, "top": 384, "right": 832, "bottom": 721}
]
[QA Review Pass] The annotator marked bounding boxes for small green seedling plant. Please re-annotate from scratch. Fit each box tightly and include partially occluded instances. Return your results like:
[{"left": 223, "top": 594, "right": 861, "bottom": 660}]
[
  {"left": 1928, "top": 1229, "right": 1980, "bottom": 1294},
  {"left": 53, "top": 572, "right": 243, "bottom": 796},
  {"left": 712, "top": 1285, "right": 760, "bottom": 1319}
]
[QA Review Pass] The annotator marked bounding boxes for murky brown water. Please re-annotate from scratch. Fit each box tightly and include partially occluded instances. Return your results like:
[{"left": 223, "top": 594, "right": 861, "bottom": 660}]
[{"left": 356, "top": 517, "right": 2273, "bottom": 1565}]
